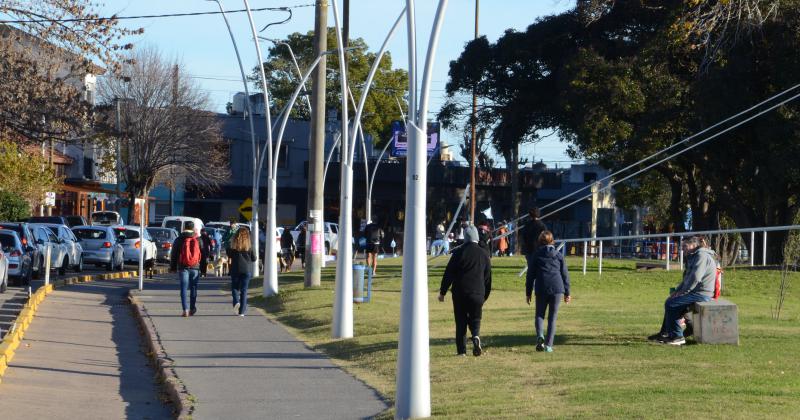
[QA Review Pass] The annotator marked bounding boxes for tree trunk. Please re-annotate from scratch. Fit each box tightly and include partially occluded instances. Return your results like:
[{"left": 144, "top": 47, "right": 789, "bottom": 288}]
[{"left": 510, "top": 144, "right": 520, "bottom": 255}]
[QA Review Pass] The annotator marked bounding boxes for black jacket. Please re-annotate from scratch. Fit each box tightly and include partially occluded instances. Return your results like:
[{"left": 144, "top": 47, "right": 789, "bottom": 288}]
[
  {"left": 226, "top": 247, "right": 256, "bottom": 276},
  {"left": 170, "top": 232, "right": 201, "bottom": 270},
  {"left": 439, "top": 242, "right": 492, "bottom": 300},
  {"left": 526, "top": 245, "right": 570, "bottom": 297},
  {"left": 521, "top": 218, "right": 547, "bottom": 254}
]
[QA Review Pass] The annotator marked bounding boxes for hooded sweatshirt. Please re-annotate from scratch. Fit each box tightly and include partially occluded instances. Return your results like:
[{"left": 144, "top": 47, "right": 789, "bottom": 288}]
[
  {"left": 526, "top": 244, "right": 570, "bottom": 297},
  {"left": 439, "top": 231, "right": 492, "bottom": 300},
  {"left": 675, "top": 247, "right": 718, "bottom": 297}
]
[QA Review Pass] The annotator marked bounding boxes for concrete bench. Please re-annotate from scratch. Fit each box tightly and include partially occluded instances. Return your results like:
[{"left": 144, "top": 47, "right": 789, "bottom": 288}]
[{"left": 689, "top": 299, "right": 739, "bottom": 345}]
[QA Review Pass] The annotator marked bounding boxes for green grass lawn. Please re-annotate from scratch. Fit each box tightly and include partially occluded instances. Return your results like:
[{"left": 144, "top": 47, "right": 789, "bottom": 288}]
[{"left": 248, "top": 256, "right": 800, "bottom": 419}]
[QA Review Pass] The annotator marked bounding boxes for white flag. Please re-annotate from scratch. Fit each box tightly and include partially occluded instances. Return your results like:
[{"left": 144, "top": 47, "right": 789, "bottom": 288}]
[{"left": 481, "top": 207, "right": 494, "bottom": 220}]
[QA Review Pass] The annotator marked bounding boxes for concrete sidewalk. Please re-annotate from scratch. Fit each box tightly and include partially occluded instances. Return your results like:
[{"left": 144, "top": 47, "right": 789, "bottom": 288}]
[
  {"left": 0, "top": 280, "right": 172, "bottom": 419},
  {"left": 133, "top": 275, "right": 388, "bottom": 420}
]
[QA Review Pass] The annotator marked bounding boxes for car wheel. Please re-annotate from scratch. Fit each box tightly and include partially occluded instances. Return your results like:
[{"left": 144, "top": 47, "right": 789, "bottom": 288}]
[
  {"left": 58, "top": 256, "right": 68, "bottom": 276},
  {"left": 75, "top": 256, "right": 83, "bottom": 272},
  {"left": 33, "top": 257, "right": 43, "bottom": 279}
]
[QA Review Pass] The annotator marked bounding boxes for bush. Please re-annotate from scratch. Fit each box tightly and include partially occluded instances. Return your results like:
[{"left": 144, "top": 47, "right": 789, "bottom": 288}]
[{"left": 0, "top": 191, "right": 30, "bottom": 221}]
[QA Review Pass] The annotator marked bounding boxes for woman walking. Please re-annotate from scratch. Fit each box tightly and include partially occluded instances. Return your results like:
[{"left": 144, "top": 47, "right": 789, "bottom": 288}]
[
  {"left": 226, "top": 227, "right": 256, "bottom": 316},
  {"left": 525, "top": 231, "right": 571, "bottom": 352}
]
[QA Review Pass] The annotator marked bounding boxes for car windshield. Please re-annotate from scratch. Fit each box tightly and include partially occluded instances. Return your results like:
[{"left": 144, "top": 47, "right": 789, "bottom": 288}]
[
  {"left": 148, "top": 229, "right": 173, "bottom": 241},
  {"left": 124, "top": 229, "right": 140, "bottom": 240},
  {"left": 0, "top": 224, "right": 24, "bottom": 237},
  {"left": 74, "top": 229, "right": 106, "bottom": 240},
  {"left": 29, "top": 217, "right": 63, "bottom": 224},
  {"left": 164, "top": 220, "right": 182, "bottom": 232},
  {"left": 0, "top": 234, "right": 18, "bottom": 252},
  {"left": 91, "top": 212, "right": 118, "bottom": 224}
]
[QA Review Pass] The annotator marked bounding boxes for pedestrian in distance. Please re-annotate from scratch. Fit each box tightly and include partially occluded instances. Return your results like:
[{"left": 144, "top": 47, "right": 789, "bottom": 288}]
[
  {"left": 199, "top": 229, "right": 213, "bottom": 277},
  {"left": 227, "top": 227, "right": 256, "bottom": 316},
  {"left": 497, "top": 221, "right": 509, "bottom": 257},
  {"left": 364, "top": 219, "right": 384, "bottom": 275},
  {"left": 297, "top": 224, "right": 307, "bottom": 269},
  {"left": 648, "top": 235, "right": 718, "bottom": 346},
  {"left": 438, "top": 225, "right": 492, "bottom": 357},
  {"left": 212, "top": 228, "right": 223, "bottom": 259},
  {"left": 526, "top": 230, "right": 571, "bottom": 353},
  {"left": 170, "top": 220, "right": 202, "bottom": 317},
  {"left": 280, "top": 228, "right": 295, "bottom": 272}
]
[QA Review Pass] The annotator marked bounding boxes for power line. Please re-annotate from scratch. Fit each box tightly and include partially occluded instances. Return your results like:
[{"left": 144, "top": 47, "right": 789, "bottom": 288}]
[{"left": 0, "top": 4, "right": 315, "bottom": 24}]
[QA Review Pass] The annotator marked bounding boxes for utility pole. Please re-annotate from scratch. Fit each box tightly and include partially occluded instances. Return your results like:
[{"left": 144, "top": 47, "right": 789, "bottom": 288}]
[
  {"left": 469, "top": 0, "right": 479, "bottom": 223},
  {"left": 170, "top": 65, "right": 178, "bottom": 216},
  {"left": 305, "top": 0, "right": 328, "bottom": 288},
  {"left": 115, "top": 99, "right": 122, "bottom": 211},
  {"left": 343, "top": 0, "right": 350, "bottom": 49}
]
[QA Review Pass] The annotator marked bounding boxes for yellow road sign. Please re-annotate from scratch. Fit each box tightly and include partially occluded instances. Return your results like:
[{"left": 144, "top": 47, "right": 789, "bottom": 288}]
[{"left": 239, "top": 198, "right": 253, "bottom": 220}]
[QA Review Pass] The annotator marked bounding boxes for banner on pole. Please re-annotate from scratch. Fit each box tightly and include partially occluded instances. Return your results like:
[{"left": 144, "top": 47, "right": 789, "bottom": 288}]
[{"left": 390, "top": 121, "right": 441, "bottom": 158}]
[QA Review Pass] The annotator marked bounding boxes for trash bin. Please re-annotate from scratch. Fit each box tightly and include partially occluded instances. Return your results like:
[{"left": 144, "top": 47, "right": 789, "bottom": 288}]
[{"left": 353, "top": 264, "right": 366, "bottom": 303}]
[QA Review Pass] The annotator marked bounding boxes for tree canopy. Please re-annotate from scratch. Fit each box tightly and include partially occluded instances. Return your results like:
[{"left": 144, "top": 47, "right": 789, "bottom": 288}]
[{"left": 251, "top": 28, "right": 408, "bottom": 145}]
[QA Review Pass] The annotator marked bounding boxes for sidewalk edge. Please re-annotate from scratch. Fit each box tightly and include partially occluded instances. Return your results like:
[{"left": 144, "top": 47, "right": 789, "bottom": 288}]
[{"left": 129, "top": 290, "right": 194, "bottom": 420}]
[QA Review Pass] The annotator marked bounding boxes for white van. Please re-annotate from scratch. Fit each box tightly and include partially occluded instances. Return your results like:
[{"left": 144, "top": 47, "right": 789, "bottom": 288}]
[
  {"left": 161, "top": 216, "right": 204, "bottom": 236},
  {"left": 90, "top": 211, "right": 123, "bottom": 226}
]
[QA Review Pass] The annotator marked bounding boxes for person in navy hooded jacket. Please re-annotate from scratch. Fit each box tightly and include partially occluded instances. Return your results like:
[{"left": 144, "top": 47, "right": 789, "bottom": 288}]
[{"left": 525, "top": 230, "right": 571, "bottom": 352}]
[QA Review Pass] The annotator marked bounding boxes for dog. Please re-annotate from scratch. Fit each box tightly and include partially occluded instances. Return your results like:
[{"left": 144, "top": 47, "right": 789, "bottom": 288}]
[
  {"left": 280, "top": 247, "right": 295, "bottom": 273},
  {"left": 212, "top": 255, "right": 229, "bottom": 277},
  {"left": 144, "top": 258, "right": 156, "bottom": 279}
]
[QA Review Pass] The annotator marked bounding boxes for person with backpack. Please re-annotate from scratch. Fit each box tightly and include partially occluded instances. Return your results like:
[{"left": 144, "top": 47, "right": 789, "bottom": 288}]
[
  {"left": 363, "top": 219, "right": 384, "bottom": 275},
  {"left": 647, "top": 235, "right": 718, "bottom": 346},
  {"left": 226, "top": 227, "right": 256, "bottom": 316},
  {"left": 438, "top": 225, "right": 492, "bottom": 356},
  {"left": 170, "top": 221, "right": 202, "bottom": 317},
  {"left": 526, "top": 231, "right": 571, "bottom": 353}
]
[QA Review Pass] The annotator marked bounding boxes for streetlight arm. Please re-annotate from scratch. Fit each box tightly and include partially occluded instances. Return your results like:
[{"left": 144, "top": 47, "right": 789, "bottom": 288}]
[{"left": 323, "top": 132, "right": 342, "bottom": 185}]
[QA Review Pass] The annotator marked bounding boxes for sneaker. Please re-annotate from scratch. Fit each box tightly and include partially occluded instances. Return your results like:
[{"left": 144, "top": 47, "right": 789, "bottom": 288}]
[
  {"left": 647, "top": 332, "right": 669, "bottom": 342},
  {"left": 181, "top": 311, "right": 189, "bottom": 318},
  {"left": 545, "top": 346, "right": 554, "bottom": 353},
  {"left": 536, "top": 336, "right": 545, "bottom": 352},
  {"left": 189, "top": 308, "right": 197, "bottom": 316},
  {"left": 239, "top": 314, "right": 245, "bottom": 317},
  {"left": 662, "top": 335, "right": 686, "bottom": 346},
  {"left": 456, "top": 353, "right": 467, "bottom": 357},
  {"left": 233, "top": 303, "right": 240, "bottom": 315},
  {"left": 472, "top": 336, "right": 482, "bottom": 356}
]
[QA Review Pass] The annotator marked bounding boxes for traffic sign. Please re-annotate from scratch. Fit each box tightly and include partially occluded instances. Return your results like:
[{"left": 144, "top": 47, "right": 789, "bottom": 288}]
[{"left": 239, "top": 198, "right": 253, "bottom": 220}]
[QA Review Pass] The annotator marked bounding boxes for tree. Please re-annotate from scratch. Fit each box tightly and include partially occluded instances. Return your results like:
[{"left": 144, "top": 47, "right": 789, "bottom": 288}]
[
  {"left": 0, "top": 1, "right": 141, "bottom": 142},
  {"left": 97, "top": 47, "right": 229, "bottom": 223},
  {"left": 251, "top": 29, "right": 408, "bottom": 145},
  {"left": 0, "top": 191, "right": 31, "bottom": 221},
  {"left": 0, "top": 139, "right": 60, "bottom": 208}
]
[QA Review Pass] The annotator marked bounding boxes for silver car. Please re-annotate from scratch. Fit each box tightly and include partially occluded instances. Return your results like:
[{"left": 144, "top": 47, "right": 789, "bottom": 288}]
[
  {"left": 146, "top": 227, "right": 178, "bottom": 263},
  {"left": 38, "top": 224, "right": 84, "bottom": 272},
  {"left": 0, "top": 230, "right": 33, "bottom": 286},
  {"left": 72, "top": 226, "right": 124, "bottom": 271},
  {"left": 114, "top": 226, "right": 157, "bottom": 264}
]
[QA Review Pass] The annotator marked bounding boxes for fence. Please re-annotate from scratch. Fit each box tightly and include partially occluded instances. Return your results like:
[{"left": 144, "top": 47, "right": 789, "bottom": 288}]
[{"left": 557, "top": 225, "right": 800, "bottom": 275}]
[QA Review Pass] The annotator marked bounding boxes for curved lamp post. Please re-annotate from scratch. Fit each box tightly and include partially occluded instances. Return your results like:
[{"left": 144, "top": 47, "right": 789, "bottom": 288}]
[{"left": 395, "top": 1, "right": 450, "bottom": 418}]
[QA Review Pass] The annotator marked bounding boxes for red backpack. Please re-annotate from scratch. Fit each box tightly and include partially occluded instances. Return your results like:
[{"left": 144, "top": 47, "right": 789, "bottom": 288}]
[
  {"left": 179, "top": 236, "right": 201, "bottom": 267},
  {"left": 713, "top": 264, "right": 723, "bottom": 300}
]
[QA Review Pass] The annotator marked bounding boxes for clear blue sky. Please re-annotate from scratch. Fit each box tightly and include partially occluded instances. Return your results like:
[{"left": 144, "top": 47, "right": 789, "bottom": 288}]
[{"left": 99, "top": 0, "right": 578, "bottom": 165}]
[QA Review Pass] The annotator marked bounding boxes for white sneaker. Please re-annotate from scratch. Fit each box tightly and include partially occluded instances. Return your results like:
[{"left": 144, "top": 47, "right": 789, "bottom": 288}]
[
  {"left": 233, "top": 303, "right": 240, "bottom": 315},
  {"left": 239, "top": 314, "right": 245, "bottom": 317}
]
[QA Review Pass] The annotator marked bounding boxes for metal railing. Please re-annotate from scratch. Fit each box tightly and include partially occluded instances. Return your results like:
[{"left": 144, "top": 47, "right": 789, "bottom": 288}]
[{"left": 557, "top": 225, "right": 800, "bottom": 275}]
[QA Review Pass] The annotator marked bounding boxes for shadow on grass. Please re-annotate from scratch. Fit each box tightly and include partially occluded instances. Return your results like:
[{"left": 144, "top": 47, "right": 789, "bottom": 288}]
[{"left": 485, "top": 332, "right": 642, "bottom": 348}]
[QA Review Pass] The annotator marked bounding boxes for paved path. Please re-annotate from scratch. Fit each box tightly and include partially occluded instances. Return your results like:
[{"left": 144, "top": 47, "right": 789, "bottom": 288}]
[
  {"left": 134, "top": 275, "right": 388, "bottom": 420},
  {"left": 0, "top": 280, "right": 172, "bottom": 420}
]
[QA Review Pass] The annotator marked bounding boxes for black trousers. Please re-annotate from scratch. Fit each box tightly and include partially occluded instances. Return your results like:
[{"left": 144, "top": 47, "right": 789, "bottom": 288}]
[{"left": 452, "top": 293, "right": 485, "bottom": 354}]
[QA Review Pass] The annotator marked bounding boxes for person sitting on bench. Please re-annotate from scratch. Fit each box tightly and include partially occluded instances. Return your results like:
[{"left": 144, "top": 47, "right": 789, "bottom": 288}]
[{"left": 648, "top": 235, "right": 718, "bottom": 346}]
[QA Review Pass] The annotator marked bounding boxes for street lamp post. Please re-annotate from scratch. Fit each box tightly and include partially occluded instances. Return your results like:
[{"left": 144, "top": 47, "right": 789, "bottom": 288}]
[{"left": 395, "top": 1, "right": 450, "bottom": 418}]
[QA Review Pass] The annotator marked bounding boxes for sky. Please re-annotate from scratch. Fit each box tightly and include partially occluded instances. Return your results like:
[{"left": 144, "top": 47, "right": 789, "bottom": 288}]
[{"left": 97, "top": 0, "right": 579, "bottom": 166}]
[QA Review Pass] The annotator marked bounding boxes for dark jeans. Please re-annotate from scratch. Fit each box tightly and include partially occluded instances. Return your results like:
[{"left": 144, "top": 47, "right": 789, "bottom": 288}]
[
  {"left": 231, "top": 273, "right": 252, "bottom": 315},
  {"left": 535, "top": 293, "right": 562, "bottom": 347},
  {"left": 179, "top": 268, "right": 200, "bottom": 312},
  {"left": 200, "top": 255, "right": 208, "bottom": 275},
  {"left": 452, "top": 293, "right": 484, "bottom": 354},
  {"left": 660, "top": 292, "right": 711, "bottom": 337}
]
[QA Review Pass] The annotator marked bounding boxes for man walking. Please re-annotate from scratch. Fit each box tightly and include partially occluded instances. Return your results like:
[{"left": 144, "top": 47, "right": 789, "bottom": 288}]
[
  {"left": 522, "top": 207, "right": 547, "bottom": 293},
  {"left": 438, "top": 225, "right": 493, "bottom": 356},
  {"left": 363, "top": 219, "right": 383, "bottom": 275},
  {"left": 170, "top": 221, "right": 201, "bottom": 317}
]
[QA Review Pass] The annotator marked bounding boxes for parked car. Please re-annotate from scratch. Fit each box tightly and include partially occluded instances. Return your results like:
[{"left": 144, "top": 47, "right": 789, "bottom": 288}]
[
  {"left": 0, "top": 230, "right": 33, "bottom": 286},
  {"left": 114, "top": 226, "right": 157, "bottom": 264},
  {"left": 28, "top": 216, "right": 69, "bottom": 225},
  {"left": 29, "top": 225, "right": 70, "bottom": 275},
  {"left": 0, "top": 250, "right": 7, "bottom": 293},
  {"left": 64, "top": 215, "right": 87, "bottom": 227},
  {"left": 90, "top": 211, "right": 123, "bottom": 226},
  {"left": 72, "top": 226, "right": 125, "bottom": 271},
  {"left": 290, "top": 221, "right": 339, "bottom": 255},
  {"left": 37, "top": 224, "right": 84, "bottom": 272},
  {"left": 146, "top": 227, "right": 179, "bottom": 263},
  {"left": 162, "top": 216, "right": 204, "bottom": 235},
  {"left": 0, "top": 222, "right": 43, "bottom": 278}
]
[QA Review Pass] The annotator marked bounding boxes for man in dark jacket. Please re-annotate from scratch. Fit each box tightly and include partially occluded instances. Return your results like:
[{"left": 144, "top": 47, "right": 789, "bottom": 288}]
[
  {"left": 438, "top": 225, "right": 492, "bottom": 356},
  {"left": 363, "top": 220, "right": 383, "bottom": 274},
  {"left": 170, "top": 221, "right": 201, "bottom": 317}
]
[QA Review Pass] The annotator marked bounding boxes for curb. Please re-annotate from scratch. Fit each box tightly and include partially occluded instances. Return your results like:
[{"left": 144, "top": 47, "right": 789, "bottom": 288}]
[
  {"left": 129, "top": 290, "right": 194, "bottom": 420},
  {"left": 0, "top": 267, "right": 170, "bottom": 384}
]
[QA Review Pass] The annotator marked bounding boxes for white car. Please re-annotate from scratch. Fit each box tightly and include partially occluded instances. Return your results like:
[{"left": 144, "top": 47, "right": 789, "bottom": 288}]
[
  {"left": 39, "top": 224, "right": 84, "bottom": 272},
  {"left": 114, "top": 226, "right": 157, "bottom": 264},
  {"left": 289, "top": 221, "right": 339, "bottom": 255},
  {"left": 162, "top": 216, "right": 204, "bottom": 236},
  {"left": 30, "top": 224, "right": 72, "bottom": 275},
  {"left": 90, "top": 211, "right": 123, "bottom": 226}
]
